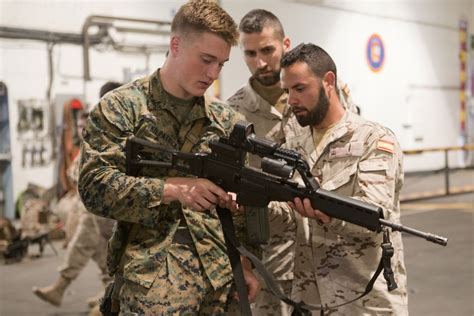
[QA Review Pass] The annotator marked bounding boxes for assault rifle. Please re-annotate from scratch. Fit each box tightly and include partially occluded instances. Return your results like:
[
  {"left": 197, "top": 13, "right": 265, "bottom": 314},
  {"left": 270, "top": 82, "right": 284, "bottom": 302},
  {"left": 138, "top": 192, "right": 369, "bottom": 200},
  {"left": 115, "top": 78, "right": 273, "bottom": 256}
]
[
  {"left": 2, "top": 231, "right": 57, "bottom": 264},
  {"left": 125, "top": 121, "right": 448, "bottom": 247}
]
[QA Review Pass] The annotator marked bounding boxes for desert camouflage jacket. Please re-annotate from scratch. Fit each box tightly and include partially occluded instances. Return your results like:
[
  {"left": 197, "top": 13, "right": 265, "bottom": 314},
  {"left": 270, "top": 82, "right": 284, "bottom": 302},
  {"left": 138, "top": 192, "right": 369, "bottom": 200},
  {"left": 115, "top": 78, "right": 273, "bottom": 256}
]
[
  {"left": 284, "top": 111, "right": 409, "bottom": 315},
  {"left": 226, "top": 79, "right": 361, "bottom": 282}
]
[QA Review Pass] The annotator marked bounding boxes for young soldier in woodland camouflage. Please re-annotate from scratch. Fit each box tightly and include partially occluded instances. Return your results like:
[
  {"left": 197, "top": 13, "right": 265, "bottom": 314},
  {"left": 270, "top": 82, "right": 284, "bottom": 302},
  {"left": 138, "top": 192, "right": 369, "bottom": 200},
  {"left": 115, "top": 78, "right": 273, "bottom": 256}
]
[
  {"left": 281, "top": 43, "right": 408, "bottom": 315},
  {"left": 78, "top": 1, "right": 259, "bottom": 314},
  {"left": 227, "top": 9, "right": 359, "bottom": 315}
]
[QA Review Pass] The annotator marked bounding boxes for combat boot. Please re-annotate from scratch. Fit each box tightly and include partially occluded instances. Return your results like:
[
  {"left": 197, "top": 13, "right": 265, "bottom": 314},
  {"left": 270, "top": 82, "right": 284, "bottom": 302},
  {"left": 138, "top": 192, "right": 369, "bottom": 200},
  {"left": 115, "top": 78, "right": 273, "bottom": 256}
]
[
  {"left": 86, "top": 277, "right": 111, "bottom": 308},
  {"left": 86, "top": 289, "right": 104, "bottom": 308},
  {"left": 32, "top": 275, "right": 71, "bottom": 306},
  {"left": 88, "top": 304, "right": 102, "bottom": 316}
]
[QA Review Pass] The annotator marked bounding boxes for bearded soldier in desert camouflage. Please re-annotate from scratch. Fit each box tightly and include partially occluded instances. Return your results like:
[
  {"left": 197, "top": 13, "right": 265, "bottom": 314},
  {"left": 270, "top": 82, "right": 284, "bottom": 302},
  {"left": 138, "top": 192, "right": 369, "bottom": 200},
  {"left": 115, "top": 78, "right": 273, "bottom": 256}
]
[{"left": 281, "top": 43, "right": 408, "bottom": 315}]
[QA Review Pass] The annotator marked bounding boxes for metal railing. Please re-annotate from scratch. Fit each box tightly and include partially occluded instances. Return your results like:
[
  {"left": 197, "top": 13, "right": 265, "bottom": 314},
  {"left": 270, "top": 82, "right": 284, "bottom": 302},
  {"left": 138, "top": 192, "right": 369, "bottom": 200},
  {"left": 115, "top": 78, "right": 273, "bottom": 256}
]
[{"left": 401, "top": 144, "right": 474, "bottom": 202}]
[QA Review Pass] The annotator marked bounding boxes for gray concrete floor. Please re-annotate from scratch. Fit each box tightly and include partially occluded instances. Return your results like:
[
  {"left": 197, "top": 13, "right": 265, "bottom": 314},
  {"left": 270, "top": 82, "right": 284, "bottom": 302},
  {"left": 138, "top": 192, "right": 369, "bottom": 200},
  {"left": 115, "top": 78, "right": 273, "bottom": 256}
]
[
  {"left": 401, "top": 193, "right": 473, "bottom": 316},
  {"left": 0, "top": 241, "right": 102, "bottom": 316},
  {"left": 0, "top": 171, "right": 473, "bottom": 315}
]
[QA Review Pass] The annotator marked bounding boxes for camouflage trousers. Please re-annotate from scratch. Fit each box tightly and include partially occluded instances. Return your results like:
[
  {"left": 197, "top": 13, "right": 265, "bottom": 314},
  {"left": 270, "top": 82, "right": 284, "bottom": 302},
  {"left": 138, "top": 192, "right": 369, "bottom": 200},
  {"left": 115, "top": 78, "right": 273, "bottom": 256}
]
[
  {"left": 55, "top": 191, "right": 83, "bottom": 245},
  {"left": 58, "top": 210, "right": 108, "bottom": 281},
  {"left": 291, "top": 270, "right": 409, "bottom": 316},
  {"left": 252, "top": 279, "right": 292, "bottom": 316},
  {"left": 119, "top": 242, "right": 240, "bottom": 315}
]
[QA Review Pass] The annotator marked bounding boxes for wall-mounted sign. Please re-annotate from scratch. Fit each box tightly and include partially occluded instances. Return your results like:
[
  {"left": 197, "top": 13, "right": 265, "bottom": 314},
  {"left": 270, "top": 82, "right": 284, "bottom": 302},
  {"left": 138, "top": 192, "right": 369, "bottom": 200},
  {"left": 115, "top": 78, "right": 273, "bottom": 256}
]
[{"left": 366, "top": 34, "right": 385, "bottom": 72}]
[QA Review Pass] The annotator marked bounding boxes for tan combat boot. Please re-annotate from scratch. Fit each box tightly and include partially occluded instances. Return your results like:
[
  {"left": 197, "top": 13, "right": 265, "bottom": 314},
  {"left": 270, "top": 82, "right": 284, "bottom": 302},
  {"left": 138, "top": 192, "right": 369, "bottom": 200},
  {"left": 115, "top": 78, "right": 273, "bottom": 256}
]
[
  {"left": 88, "top": 304, "right": 102, "bottom": 316},
  {"left": 86, "top": 276, "right": 111, "bottom": 308},
  {"left": 86, "top": 289, "right": 104, "bottom": 308},
  {"left": 32, "top": 275, "right": 71, "bottom": 306}
]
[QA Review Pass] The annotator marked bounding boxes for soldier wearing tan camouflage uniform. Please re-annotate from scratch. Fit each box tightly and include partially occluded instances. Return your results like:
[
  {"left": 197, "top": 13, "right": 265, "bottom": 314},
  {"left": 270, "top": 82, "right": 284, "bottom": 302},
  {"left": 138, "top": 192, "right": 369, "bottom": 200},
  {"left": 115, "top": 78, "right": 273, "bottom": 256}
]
[
  {"left": 227, "top": 10, "right": 360, "bottom": 315},
  {"left": 78, "top": 1, "right": 260, "bottom": 314},
  {"left": 228, "top": 10, "right": 292, "bottom": 158},
  {"left": 227, "top": 10, "right": 294, "bottom": 316},
  {"left": 32, "top": 85, "right": 120, "bottom": 307},
  {"left": 281, "top": 43, "right": 408, "bottom": 315},
  {"left": 32, "top": 155, "right": 113, "bottom": 307}
]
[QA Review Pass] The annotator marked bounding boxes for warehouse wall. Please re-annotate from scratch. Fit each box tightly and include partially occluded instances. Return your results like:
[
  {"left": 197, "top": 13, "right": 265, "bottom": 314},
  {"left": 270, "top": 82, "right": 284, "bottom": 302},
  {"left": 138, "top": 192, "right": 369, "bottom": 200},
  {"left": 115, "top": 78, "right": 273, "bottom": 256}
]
[
  {"left": 222, "top": 0, "right": 474, "bottom": 171},
  {"left": 0, "top": 0, "right": 183, "bottom": 218},
  {"left": 0, "top": 0, "right": 472, "bottom": 217}
]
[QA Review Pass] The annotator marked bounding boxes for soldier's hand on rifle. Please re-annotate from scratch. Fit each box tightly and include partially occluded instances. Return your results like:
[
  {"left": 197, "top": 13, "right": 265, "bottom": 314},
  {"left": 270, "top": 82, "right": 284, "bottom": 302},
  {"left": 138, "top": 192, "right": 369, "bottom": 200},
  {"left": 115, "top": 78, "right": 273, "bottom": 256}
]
[
  {"left": 226, "top": 192, "right": 245, "bottom": 214},
  {"left": 163, "top": 177, "right": 237, "bottom": 212},
  {"left": 289, "top": 197, "right": 332, "bottom": 224},
  {"left": 219, "top": 193, "right": 239, "bottom": 212}
]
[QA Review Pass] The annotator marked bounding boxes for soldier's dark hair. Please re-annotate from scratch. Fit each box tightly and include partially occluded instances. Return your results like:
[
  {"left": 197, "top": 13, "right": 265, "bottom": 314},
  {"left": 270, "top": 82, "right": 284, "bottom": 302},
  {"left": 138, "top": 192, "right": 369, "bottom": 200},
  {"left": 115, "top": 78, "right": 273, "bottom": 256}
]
[
  {"left": 281, "top": 43, "right": 337, "bottom": 82},
  {"left": 99, "top": 81, "right": 122, "bottom": 98},
  {"left": 172, "top": 0, "right": 239, "bottom": 46},
  {"left": 239, "top": 9, "right": 285, "bottom": 40}
]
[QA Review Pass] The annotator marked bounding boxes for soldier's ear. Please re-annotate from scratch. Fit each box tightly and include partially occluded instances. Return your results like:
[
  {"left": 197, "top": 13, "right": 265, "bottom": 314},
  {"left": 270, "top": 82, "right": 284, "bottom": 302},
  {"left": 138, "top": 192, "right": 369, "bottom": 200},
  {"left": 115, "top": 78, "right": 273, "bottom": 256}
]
[
  {"left": 323, "top": 71, "right": 336, "bottom": 93},
  {"left": 283, "top": 37, "right": 291, "bottom": 52},
  {"left": 169, "top": 35, "right": 181, "bottom": 56}
]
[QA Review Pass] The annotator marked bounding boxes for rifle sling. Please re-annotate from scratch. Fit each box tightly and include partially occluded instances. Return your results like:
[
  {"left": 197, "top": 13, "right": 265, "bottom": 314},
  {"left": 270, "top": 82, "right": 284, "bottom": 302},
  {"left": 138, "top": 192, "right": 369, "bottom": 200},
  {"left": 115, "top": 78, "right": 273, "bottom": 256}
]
[
  {"left": 217, "top": 212, "right": 397, "bottom": 316},
  {"left": 217, "top": 207, "right": 253, "bottom": 315},
  {"left": 181, "top": 119, "right": 205, "bottom": 153}
]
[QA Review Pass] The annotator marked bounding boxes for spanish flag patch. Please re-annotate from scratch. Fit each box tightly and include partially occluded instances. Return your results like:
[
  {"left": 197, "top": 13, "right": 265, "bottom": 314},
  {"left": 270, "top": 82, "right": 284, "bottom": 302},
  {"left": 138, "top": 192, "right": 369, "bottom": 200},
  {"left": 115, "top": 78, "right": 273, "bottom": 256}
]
[{"left": 377, "top": 139, "right": 395, "bottom": 153}]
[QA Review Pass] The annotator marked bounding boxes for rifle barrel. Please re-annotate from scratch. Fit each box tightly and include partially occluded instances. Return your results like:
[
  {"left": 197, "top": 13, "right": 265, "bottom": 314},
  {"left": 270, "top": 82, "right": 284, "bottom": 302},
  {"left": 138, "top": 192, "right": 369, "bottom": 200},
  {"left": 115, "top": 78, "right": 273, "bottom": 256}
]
[{"left": 379, "top": 219, "right": 448, "bottom": 246}]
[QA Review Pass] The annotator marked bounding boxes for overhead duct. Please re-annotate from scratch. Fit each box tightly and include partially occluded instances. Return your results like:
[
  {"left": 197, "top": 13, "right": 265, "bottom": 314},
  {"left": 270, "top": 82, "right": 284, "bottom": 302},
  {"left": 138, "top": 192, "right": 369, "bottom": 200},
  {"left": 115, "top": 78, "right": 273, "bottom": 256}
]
[
  {"left": 0, "top": 25, "right": 107, "bottom": 45},
  {"left": 82, "top": 15, "right": 171, "bottom": 81},
  {"left": 0, "top": 15, "right": 171, "bottom": 81}
]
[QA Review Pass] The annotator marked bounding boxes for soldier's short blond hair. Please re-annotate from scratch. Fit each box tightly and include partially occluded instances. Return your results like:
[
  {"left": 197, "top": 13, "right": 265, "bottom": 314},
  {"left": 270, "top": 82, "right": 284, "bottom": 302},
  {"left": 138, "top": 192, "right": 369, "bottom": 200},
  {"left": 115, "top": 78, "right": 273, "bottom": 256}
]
[{"left": 171, "top": 0, "right": 239, "bottom": 46}]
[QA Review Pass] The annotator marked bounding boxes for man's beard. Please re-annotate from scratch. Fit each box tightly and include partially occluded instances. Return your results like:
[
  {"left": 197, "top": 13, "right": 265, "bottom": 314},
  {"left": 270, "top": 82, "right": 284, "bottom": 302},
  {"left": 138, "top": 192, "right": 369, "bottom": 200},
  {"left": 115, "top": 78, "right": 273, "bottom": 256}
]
[
  {"left": 253, "top": 50, "right": 284, "bottom": 86},
  {"left": 294, "top": 86, "right": 330, "bottom": 127},
  {"left": 254, "top": 69, "right": 281, "bottom": 86}
]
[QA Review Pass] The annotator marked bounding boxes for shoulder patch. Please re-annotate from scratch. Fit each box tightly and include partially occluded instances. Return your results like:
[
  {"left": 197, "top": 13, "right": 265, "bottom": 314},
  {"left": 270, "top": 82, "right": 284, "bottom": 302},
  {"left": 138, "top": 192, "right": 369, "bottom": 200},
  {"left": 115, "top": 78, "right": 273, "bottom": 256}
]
[{"left": 377, "top": 139, "right": 395, "bottom": 154}]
